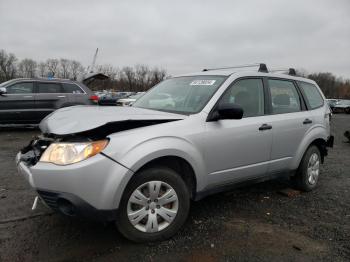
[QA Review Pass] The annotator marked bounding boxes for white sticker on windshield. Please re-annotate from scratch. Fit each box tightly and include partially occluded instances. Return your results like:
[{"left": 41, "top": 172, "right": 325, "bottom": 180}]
[{"left": 190, "top": 80, "right": 216, "bottom": 86}]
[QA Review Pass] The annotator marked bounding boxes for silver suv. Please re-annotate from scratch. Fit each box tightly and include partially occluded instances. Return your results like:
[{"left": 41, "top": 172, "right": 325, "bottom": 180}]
[{"left": 17, "top": 64, "right": 333, "bottom": 242}]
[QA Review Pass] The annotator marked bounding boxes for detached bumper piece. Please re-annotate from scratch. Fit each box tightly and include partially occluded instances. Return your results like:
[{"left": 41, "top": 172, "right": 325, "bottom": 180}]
[{"left": 37, "top": 190, "right": 117, "bottom": 222}]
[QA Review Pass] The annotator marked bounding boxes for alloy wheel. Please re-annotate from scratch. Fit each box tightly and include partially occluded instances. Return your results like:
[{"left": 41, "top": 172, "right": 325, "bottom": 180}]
[{"left": 127, "top": 181, "right": 179, "bottom": 233}]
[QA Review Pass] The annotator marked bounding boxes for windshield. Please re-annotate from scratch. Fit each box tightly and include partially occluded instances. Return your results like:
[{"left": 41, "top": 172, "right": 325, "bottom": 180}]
[
  {"left": 0, "top": 79, "right": 17, "bottom": 87},
  {"left": 133, "top": 76, "right": 227, "bottom": 114}
]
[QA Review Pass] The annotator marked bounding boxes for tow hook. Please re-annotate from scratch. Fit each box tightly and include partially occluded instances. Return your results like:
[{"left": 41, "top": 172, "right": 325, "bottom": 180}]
[{"left": 32, "top": 196, "right": 39, "bottom": 210}]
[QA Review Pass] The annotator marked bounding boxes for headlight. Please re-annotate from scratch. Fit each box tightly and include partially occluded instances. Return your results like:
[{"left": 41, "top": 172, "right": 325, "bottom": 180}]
[{"left": 40, "top": 140, "right": 109, "bottom": 165}]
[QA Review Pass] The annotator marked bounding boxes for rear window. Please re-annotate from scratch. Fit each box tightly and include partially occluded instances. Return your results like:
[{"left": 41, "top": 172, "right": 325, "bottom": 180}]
[
  {"left": 37, "top": 83, "right": 61, "bottom": 93},
  {"left": 62, "top": 83, "right": 84, "bottom": 94},
  {"left": 298, "top": 81, "right": 324, "bottom": 109}
]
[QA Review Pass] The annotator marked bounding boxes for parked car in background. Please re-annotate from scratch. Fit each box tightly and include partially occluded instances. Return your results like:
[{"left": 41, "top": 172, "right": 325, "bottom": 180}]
[
  {"left": 332, "top": 99, "right": 350, "bottom": 114},
  {"left": 98, "top": 93, "right": 123, "bottom": 106},
  {"left": 17, "top": 64, "right": 333, "bottom": 242},
  {"left": 0, "top": 78, "right": 98, "bottom": 125},
  {"left": 116, "top": 92, "right": 145, "bottom": 106},
  {"left": 326, "top": 99, "right": 339, "bottom": 112}
]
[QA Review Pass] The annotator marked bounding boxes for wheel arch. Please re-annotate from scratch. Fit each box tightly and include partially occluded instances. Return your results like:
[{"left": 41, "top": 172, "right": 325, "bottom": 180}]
[
  {"left": 111, "top": 137, "right": 207, "bottom": 208},
  {"left": 291, "top": 126, "right": 328, "bottom": 169},
  {"left": 292, "top": 136, "right": 327, "bottom": 170},
  {"left": 134, "top": 155, "right": 198, "bottom": 200}
]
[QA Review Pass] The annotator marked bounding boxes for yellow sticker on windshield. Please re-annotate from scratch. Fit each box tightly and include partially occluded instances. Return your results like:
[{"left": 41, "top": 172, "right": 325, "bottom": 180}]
[{"left": 190, "top": 80, "right": 216, "bottom": 86}]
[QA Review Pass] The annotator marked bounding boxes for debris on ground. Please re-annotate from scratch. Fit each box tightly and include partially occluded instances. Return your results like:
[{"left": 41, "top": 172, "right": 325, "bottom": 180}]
[
  {"left": 292, "top": 245, "right": 302, "bottom": 251},
  {"left": 345, "top": 131, "right": 350, "bottom": 142},
  {"left": 278, "top": 188, "right": 301, "bottom": 198}
]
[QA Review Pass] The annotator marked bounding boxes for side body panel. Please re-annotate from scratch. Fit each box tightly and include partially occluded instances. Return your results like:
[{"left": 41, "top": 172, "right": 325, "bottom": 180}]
[
  {"left": 203, "top": 116, "right": 272, "bottom": 187},
  {"left": 0, "top": 93, "right": 36, "bottom": 124}
]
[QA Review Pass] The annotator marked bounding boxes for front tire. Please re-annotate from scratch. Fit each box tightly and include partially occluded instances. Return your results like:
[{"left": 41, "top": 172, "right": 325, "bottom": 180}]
[
  {"left": 294, "top": 145, "right": 321, "bottom": 192},
  {"left": 116, "top": 167, "right": 190, "bottom": 242}
]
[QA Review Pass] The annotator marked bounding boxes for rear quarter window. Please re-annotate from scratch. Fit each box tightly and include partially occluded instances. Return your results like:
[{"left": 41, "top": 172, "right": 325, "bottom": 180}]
[
  {"left": 37, "top": 83, "right": 62, "bottom": 93},
  {"left": 298, "top": 81, "right": 324, "bottom": 109},
  {"left": 62, "top": 83, "right": 84, "bottom": 94}
]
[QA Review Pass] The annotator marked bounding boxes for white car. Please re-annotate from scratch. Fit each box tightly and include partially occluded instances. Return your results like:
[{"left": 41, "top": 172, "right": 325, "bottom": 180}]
[{"left": 117, "top": 92, "right": 145, "bottom": 106}]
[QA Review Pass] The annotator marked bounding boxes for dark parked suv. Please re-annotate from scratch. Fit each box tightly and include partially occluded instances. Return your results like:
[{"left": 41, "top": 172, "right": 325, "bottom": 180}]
[{"left": 0, "top": 78, "right": 98, "bottom": 125}]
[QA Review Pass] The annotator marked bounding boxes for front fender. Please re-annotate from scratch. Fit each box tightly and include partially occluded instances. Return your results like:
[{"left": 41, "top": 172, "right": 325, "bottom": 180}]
[
  {"left": 290, "top": 125, "right": 328, "bottom": 170},
  {"left": 108, "top": 136, "right": 207, "bottom": 208}
]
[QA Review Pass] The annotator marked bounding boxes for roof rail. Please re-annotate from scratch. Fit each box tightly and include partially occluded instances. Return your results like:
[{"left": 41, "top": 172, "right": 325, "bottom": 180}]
[
  {"left": 202, "top": 63, "right": 269, "bottom": 73},
  {"left": 269, "top": 68, "right": 297, "bottom": 76}
]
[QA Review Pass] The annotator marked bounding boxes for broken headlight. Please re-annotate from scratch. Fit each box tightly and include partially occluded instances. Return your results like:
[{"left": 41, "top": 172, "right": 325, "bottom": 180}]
[{"left": 40, "top": 140, "right": 109, "bottom": 165}]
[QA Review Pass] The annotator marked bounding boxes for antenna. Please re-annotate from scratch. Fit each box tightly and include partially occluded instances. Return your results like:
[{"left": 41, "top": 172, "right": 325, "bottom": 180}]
[{"left": 202, "top": 63, "right": 268, "bottom": 73}]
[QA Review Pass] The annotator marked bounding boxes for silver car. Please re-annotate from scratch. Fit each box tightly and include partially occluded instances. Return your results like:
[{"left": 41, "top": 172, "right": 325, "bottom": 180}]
[{"left": 17, "top": 64, "right": 333, "bottom": 242}]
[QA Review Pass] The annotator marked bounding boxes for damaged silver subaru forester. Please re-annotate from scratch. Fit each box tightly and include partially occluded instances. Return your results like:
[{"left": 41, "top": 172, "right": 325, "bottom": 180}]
[{"left": 16, "top": 64, "right": 333, "bottom": 242}]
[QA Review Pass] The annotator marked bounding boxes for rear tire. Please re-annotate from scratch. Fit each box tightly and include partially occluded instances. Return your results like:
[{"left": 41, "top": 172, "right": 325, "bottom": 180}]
[
  {"left": 116, "top": 167, "right": 190, "bottom": 242},
  {"left": 293, "top": 145, "right": 321, "bottom": 192}
]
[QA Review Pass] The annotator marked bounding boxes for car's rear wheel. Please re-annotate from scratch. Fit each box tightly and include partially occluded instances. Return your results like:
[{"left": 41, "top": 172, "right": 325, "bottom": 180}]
[
  {"left": 294, "top": 145, "right": 321, "bottom": 192},
  {"left": 116, "top": 167, "right": 190, "bottom": 242}
]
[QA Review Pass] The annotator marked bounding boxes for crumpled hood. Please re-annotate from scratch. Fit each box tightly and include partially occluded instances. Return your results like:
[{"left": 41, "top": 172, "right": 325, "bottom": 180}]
[{"left": 39, "top": 105, "right": 186, "bottom": 135}]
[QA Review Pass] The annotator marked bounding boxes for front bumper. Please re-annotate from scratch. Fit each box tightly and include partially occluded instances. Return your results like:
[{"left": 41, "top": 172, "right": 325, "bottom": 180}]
[
  {"left": 16, "top": 152, "right": 133, "bottom": 211},
  {"left": 37, "top": 189, "right": 117, "bottom": 221}
]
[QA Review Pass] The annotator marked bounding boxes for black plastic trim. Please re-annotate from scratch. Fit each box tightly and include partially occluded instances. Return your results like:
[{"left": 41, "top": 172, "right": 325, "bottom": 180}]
[
  {"left": 37, "top": 189, "right": 118, "bottom": 222},
  {"left": 195, "top": 171, "right": 294, "bottom": 201}
]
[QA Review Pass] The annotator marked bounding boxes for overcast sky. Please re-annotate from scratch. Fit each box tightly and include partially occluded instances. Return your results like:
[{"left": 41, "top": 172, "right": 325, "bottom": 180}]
[{"left": 0, "top": 0, "right": 349, "bottom": 77}]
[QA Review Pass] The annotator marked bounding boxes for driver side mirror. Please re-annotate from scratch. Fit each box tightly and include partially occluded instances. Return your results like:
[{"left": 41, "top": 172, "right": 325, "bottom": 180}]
[
  {"left": 0, "top": 87, "right": 7, "bottom": 96},
  {"left": 208, "top": 103, "right": 243, "bottom": 121}
]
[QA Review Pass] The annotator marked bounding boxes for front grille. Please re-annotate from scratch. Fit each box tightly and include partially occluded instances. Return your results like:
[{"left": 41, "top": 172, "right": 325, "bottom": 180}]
[{"left": 37, "top": 190, "right": 59, "bottom": 210}]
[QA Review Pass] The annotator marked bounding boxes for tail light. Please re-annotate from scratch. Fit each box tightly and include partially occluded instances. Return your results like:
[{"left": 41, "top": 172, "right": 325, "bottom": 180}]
[{"left": 89, "top": 95, "right": 99, "bottom": 103}]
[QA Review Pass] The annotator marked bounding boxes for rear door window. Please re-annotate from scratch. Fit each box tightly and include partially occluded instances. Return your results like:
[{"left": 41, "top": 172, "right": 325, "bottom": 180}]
[
  {"left": 268, "top": 79, "right": 301, "bottom": 114},
  {"left": 37, "top": 83, "right": 62, "bottom": 93},
  {"left": 298, "top": 81, "right": 324, "bottom": 109},
  {"left": 62, "top": 83, "right": 84, "bottom": 94},
  {"left": 6, "top": 82, "right": 34, "bottom": 94}
]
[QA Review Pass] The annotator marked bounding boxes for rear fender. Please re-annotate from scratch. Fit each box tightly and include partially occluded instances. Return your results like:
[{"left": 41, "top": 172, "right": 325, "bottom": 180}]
[{"left": 291, "top": 125, "right": 328, "bottom": 170}]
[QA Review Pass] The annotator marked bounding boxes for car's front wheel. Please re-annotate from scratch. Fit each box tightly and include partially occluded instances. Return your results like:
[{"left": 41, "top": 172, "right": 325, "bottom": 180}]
[{"left": 116, "top": 167, "right": 190, "bottom": 242}]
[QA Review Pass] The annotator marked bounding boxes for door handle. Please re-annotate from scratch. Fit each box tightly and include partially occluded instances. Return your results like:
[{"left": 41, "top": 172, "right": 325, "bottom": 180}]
[
  {"left": 259, "top": 124, "right": 272, "bottom": 131},
  {"left": 303, "top": 118, "right": 312, "bottom": 124},
  {"left": 57, "top": 95, "right": 66, "bottom": 98}
]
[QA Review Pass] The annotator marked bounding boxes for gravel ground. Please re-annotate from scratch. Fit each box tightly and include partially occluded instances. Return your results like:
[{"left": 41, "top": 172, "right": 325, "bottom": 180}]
[{"left": 0, "top": 115, "right": 349, "bottom": 262}]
